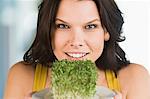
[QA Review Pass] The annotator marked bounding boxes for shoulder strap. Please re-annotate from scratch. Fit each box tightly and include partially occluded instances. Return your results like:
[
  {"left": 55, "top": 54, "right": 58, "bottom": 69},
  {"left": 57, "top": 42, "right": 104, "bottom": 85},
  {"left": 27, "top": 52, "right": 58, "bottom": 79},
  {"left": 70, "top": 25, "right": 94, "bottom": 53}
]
[
  {"left": 105, "top": 70, "right": 121, "bottom": 92},
  {"left": 32, "top": 64, "right": 48, "bottom": 92}
]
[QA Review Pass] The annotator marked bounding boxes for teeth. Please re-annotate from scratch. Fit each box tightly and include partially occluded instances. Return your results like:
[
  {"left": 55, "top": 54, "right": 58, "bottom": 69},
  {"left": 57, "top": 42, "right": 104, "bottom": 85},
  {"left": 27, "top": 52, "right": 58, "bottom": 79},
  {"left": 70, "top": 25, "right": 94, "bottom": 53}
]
[{"left": 67, "top": 53, "right": 86, "bottom": 58}]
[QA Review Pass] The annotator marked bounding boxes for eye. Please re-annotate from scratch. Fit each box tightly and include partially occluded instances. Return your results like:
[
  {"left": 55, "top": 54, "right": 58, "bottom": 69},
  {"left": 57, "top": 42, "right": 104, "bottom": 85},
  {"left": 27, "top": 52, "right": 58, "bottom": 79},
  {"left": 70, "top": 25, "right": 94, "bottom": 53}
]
[
  {"left": 56, "top": 24, "right": 70, "bottom": 29},
  {"left": 85, "top": 24, "right": 97, "bottom": 29}
]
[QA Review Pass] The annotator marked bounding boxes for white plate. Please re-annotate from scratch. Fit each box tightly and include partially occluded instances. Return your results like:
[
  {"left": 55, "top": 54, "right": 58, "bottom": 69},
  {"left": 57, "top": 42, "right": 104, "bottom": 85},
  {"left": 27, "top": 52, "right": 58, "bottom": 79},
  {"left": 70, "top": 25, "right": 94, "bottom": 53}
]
[{"left": 32, "top": 86, "right": 116, "bottom": 99}]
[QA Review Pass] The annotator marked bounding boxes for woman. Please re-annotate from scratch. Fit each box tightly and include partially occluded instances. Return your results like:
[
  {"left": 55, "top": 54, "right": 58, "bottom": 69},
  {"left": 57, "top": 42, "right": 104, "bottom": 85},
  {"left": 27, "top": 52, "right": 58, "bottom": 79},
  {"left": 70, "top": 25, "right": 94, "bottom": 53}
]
[{"left": 4, "top": 0, "right": 150, "bottom": 99}]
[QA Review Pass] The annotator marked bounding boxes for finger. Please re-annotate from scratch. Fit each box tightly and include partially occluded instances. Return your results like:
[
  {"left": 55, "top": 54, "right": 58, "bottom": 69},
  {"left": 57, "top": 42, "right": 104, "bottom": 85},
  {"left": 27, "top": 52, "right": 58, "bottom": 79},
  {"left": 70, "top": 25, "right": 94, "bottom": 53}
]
[
  {"left": 24, "top": 91, "right": 37, "bottom": 99},
  {"left": 114, "top": 91, "right": 122, "bottom": 99}
]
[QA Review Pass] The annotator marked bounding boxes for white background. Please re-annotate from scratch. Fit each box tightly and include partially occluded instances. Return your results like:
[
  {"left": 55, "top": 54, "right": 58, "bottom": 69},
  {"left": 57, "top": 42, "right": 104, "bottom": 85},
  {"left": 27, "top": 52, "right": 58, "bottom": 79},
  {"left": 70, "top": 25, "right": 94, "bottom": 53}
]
[{"left": 116, "top": 0, "right": 150, "bottom": 72}]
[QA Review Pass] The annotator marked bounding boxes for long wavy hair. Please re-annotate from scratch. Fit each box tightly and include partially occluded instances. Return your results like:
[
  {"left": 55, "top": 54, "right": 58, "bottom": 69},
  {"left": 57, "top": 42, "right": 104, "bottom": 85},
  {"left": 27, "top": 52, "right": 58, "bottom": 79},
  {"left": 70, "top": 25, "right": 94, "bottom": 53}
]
[{"left": 23, "top": 0, "right": 130, "bottom": 72}]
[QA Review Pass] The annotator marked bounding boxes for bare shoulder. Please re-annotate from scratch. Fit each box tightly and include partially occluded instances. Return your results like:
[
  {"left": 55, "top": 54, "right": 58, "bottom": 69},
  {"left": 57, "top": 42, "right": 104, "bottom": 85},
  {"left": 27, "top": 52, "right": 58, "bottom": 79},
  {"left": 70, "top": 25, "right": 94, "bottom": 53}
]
[
  {"left": 119, "top": 63, "right": 150, "bottom": 78},
  {"left": 9, "top": 61, "right": 35, "bottom": 76},
  {"left": 119, "top": 63, "right": 150, "bottom": 81},
  {"left": 4, "top": 61, "right": 35, "bottom": 99},
  {"left": 8, "top": 61, "right": 35, "bottom": 83},
  {"left": 118, "top": 63, "right": 150, "bottom": 99}
]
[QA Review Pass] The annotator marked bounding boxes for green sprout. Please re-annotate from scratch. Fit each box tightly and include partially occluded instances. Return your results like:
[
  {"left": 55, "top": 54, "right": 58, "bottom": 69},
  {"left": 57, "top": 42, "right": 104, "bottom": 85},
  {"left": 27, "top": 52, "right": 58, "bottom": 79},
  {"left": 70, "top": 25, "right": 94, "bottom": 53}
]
[{"left": 51, "top": 59, "right": 98, "bottom": 99}]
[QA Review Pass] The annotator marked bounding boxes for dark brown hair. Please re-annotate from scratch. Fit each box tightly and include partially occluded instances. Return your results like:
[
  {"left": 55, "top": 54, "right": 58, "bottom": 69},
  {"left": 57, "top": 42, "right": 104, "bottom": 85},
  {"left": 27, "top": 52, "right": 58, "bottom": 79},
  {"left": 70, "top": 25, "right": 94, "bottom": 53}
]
[{"left": 23, "top": 0, "right": 130, "bottom": 72}]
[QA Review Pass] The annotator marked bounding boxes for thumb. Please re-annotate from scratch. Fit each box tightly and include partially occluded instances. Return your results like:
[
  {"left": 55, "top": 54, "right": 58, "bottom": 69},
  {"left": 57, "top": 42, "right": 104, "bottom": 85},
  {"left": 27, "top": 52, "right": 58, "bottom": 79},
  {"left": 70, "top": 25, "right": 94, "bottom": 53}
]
[
  {"left": 25, "top": 91, "right": 37, "bottom": 99},
  {"left": 114, "top": 90, "right": 122, "bottom": 99}
]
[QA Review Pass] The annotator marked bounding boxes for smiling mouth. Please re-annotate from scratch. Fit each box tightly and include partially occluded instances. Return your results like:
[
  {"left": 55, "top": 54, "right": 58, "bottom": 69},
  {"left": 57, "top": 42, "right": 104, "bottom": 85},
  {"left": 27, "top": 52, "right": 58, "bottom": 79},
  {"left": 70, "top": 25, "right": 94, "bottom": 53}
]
[{"left": 65, "top": 52, "right": 89, "bottom": 58}]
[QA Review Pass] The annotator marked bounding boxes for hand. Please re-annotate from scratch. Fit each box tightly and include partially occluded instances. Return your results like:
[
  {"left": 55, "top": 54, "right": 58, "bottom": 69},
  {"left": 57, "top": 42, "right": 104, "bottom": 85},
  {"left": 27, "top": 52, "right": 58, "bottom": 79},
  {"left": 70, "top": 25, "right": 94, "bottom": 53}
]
[
  {"left": 114, "top": 91, "right": 122, "bottom": 99},
  {"left": 24, "top": 91, "right": 36, "bottom": 99}
]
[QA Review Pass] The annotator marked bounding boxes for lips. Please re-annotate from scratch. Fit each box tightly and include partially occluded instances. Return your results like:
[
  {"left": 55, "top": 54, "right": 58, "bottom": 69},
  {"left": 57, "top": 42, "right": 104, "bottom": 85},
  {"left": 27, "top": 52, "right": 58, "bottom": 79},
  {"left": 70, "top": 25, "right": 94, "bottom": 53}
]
[{"left": 65, "top": 52, "right": 89, "bottom": 58}]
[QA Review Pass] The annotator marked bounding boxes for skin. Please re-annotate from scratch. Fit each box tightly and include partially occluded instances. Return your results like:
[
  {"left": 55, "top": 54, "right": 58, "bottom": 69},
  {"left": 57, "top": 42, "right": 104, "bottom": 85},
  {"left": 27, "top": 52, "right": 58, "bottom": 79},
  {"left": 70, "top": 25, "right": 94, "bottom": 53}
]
[
  {"left": 53, "top": 0, "right": 109, "bottom": 62},
  {"left": 4, "top": 0, "right": 150, "bottom": 99}
]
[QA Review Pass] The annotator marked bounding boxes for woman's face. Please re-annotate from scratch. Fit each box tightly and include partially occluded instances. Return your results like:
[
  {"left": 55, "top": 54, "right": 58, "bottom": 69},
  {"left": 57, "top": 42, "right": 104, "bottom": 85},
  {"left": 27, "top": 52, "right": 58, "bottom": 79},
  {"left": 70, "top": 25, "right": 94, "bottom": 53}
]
[{"left": 53, "top": 0, "right": 109, "bottom": 62}]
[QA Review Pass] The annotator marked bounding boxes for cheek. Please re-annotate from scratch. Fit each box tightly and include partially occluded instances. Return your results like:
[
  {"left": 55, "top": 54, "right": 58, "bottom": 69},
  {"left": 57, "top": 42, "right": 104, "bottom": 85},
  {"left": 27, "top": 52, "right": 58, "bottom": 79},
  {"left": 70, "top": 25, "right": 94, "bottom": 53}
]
[
  {"left": 53, "top": 32, "right": 69, "bottom": 60},
  {"left": 88, "top": 32, "right": 104, "bottom": 48},
  {"left": 88, "top": 33, "right": 105, "bottom": 61},
  {"left": 53, "top": 32, "right": 68, "bottom": 49},
  {"left": 91, "top": 36, "right": 104, "bottom": 53}
]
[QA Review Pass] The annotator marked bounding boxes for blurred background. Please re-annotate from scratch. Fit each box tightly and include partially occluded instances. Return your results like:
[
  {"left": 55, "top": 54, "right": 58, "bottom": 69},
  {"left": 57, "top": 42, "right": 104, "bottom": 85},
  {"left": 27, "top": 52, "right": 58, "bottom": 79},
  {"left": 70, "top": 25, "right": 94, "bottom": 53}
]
[
  {"left": 0, "top": 0, "right": 39, "bottom": 98},
  {"left": 0, "top": 0, "right": 150, "bottom": 98}
]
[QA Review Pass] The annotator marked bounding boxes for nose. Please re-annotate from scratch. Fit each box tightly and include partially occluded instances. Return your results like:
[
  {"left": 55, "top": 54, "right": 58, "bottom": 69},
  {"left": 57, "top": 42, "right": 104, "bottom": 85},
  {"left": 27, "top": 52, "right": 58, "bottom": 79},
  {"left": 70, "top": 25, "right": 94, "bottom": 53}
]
[{"left": 69, "top": 29, "right": 85, "bottom": 47}]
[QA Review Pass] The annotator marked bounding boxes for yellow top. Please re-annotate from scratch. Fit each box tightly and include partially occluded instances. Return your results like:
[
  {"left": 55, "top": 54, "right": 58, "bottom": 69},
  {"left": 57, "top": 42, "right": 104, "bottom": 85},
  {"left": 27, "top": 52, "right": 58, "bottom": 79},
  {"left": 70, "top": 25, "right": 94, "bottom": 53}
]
[
  {"left": 105, "top": 70, "right": 121, "bottom": 92},
  {"left": 32, "top": 64, "right": 48, "bottom": 92},
  {"left": 33, "top": 64, "right": 121, "bottom": 92}
]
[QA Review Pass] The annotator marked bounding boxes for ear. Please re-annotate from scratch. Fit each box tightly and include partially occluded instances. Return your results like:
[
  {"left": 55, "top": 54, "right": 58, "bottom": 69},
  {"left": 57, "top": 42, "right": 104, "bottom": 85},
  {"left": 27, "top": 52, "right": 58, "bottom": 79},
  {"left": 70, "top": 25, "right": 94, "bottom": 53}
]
[{"left": 104, "top": 31, "right": 110, "bottom": 41}]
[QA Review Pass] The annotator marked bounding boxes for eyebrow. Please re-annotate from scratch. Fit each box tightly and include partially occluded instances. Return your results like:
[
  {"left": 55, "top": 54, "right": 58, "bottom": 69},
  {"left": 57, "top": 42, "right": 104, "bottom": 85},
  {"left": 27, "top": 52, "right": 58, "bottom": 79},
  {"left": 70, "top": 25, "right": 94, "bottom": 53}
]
[{"left": 55, "top": 18, "right": 100, "bottom": 24}]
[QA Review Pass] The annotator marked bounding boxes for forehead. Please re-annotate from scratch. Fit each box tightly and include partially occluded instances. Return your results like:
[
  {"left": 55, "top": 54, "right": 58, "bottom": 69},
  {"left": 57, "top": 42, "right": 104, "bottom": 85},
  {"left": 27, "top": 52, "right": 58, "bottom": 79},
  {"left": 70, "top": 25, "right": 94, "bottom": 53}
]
[{"left": 56, "top": 0, "right": 100, "bottom": 23}]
